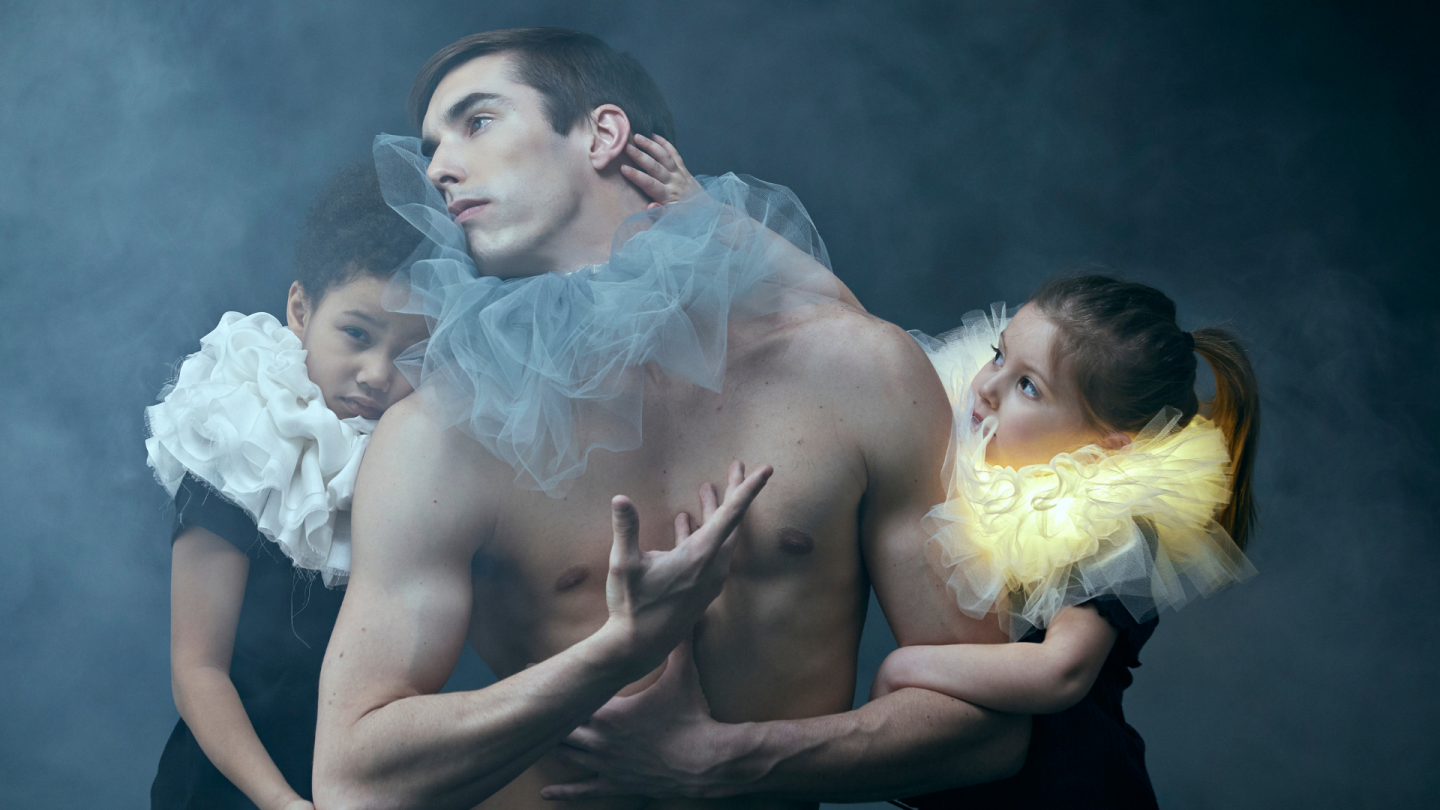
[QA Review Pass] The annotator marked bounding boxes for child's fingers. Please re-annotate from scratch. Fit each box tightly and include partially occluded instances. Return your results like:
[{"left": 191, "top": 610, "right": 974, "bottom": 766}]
[
  {"left": 633, "top": 133, "right": 679, "bottom": 173},
  {"left": 648, "top": 133, "right": 686, "bottom": 173},
  {"left": 625, "top": 142, "right": 671, "bottom": 183},
  {"left": 620, "top": 163, "right": 667, "bottom": 200}
]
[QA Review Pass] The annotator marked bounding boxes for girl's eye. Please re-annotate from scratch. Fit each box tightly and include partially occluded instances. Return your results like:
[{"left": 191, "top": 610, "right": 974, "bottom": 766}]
[
  {"left": 1019, "top": 377, "right": 1039, "bottom": 398},
  {"left": 467, "top": 115, "right": 492, "bottom": 135},
  {"left": 990, "top": 345, "right": 1004, "bottom": 367},
  {"left": 343, "top": 327, "right": 370, "bottom": 344}
]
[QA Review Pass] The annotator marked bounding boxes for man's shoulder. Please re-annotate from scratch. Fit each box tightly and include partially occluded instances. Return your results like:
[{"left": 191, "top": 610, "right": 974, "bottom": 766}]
[
  {"left": 775, "top": 301, "right": 940, "bottom": 394},
  {"left": 368, "top": 392, "right": 512, "bottom": 493}
]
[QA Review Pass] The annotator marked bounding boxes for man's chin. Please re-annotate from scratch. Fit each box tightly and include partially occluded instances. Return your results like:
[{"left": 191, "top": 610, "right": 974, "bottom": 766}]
[{"left": 468, "top": 244, "right": 554, "bottom": 280}]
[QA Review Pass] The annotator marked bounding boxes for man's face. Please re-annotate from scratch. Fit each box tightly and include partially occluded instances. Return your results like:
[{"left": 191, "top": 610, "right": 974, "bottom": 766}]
[{"left": 421, "top": 53, "right": 592, "bottom": 278}]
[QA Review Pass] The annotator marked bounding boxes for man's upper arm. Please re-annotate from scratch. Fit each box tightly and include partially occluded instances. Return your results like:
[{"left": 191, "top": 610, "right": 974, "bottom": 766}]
[
  {"left": 319, "top": 397, "right": 489, "bottom": 734},
  {"left": 842, "top": 322, "right": 1027, "bottom": 786},
  {"left": 851, "top": 323, "right": 1006, "bottom": 647}
]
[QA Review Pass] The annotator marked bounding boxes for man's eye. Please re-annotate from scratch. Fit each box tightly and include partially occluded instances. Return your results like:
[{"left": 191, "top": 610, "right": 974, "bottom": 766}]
[
  {"left": 467, "top": 115, "right": 491, "bottom": 135},
  {"left": 990, "top": 345, "right": 1004, "bottom": 367},
  {"left": 1019, "top": 377, "right": 1039, "bottom": 398}
]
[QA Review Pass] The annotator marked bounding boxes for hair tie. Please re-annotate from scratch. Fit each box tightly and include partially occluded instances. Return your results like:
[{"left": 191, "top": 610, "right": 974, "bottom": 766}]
[{"left": 1183, "top": 330, "right": 1195, "bottom": 350}]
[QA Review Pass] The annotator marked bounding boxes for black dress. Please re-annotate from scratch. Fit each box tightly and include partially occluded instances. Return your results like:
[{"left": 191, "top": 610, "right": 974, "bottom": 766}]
[
  {"left": 151, "top": 474, "right": 346, "bottom": 809},
  {"left": 895, "top": 599, "right": 1160, "bottom": 810}
]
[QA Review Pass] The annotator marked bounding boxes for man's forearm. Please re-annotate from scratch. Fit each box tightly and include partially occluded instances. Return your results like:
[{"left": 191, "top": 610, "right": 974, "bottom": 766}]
[
  {"left": 316, "top": 628, "right": 639, "bottom": 810},
  {"left": 709, "top": 688, "right": 1029, "bottom": 802}
]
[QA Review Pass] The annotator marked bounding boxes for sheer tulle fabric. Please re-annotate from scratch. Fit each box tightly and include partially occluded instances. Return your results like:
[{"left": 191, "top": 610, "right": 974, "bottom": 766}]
[
  {"left": 373, "top": 134, "right": 839, "bottom": 495},
  {"left": 145, "top": 312, "right": 371, "bottom": 586},
  {"left": 915, "top": 308, "right": 1255, "bottom": 638}
]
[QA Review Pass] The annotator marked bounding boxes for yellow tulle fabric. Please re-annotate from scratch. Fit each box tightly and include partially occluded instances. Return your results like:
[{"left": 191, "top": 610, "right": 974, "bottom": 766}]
[{"left": 915, "top": 307, "right": 1255, "bottom": 638}]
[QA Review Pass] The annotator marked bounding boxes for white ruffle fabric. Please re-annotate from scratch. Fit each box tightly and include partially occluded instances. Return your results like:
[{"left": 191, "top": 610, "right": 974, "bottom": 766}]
[
  {"left": 373, "top": 134, "right": 839, "bottom": 495},
  {"left": 914, "top": 307, "right": 1255, "bottom": 638},
  {"left": 145, "top": 312, "right": 373, "bottom": 587}
]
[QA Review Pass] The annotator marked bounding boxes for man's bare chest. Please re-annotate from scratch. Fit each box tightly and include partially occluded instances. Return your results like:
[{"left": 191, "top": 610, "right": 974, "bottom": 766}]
[{"left": 466, "top": 374, "right": 868, "bottom": 680}]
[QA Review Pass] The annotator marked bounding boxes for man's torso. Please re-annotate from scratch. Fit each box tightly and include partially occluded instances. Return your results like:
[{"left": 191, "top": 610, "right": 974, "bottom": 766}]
[{"left": 467, "top": 302, "right": 893, "bottom": 810}]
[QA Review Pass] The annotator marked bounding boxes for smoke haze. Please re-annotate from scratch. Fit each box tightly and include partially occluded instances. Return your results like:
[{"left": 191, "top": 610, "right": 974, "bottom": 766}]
[{"left": 1, "top": 1, "right": 1436, "bottom": 807}]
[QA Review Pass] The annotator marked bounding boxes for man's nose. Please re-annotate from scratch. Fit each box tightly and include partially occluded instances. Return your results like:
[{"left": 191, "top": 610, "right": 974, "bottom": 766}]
[{"left": 426, "top": 139, "right": 467, "bottom": 189}]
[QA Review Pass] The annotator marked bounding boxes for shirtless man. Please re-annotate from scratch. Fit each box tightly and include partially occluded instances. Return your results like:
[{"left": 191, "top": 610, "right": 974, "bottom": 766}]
[{"left": 313, "top": 28, "right": 1028, "bottom": 810}]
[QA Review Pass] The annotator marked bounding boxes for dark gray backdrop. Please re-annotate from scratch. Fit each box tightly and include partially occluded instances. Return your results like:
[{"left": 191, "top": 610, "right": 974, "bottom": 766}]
[{"left": 2, "top": 1, "right": 1436, "bottom": 807}]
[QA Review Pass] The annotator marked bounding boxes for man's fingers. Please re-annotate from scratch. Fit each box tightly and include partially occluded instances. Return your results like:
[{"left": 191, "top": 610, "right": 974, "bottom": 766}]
[
  {"left": 699, "top": 481, "right": 718, "bottom": 523},
  {"left": 714, "top": 464, "right": 771, "bottom": 532},
  {"left": 541, "top": 775, "right": 614, "bottom": 801},
  {"left": 611, "top": 495, "right": 641, "bottom": 565},
  {"left": 561, "top": 723, "right": 603, "bottom": 752},
  {"left": 691, "top": 464, "right": 772, "bottom": 556}
]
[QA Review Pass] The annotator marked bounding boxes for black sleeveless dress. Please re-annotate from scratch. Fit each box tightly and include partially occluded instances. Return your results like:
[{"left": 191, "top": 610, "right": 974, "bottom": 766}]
[
  {"left": 895, "top": 599, "right": 1160, "bottom": 809},
  {"left": 151, "top": 474, "right": 346, "bottom": 809}
]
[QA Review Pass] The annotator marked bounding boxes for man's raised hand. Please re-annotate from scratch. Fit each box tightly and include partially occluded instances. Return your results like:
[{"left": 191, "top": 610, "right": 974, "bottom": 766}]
[{"left": 599, "top": 461, "right": 771, "bottom": 679}]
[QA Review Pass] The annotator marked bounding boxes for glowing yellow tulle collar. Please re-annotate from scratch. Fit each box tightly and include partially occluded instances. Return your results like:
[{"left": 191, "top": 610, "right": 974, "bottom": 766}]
[{"left": 916, "top": 309, "right": 1254, "bottom": 637}]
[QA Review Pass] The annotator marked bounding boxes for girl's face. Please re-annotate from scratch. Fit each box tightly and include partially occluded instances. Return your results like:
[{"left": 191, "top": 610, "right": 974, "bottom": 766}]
[
  {"left": 286, "top": 275, "right": 430, "bottom": 420},
  {"left": 970, "top": 304, "right": 1125, "bottom": 468}
]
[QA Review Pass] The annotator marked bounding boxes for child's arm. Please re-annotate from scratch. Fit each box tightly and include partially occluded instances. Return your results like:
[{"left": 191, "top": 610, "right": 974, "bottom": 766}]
[
  {"left": 871, "top": 604, "right": 1118, "bottom": 715},
  {"left": 171, "top": 527, "right": 313, "bottom": 810}
]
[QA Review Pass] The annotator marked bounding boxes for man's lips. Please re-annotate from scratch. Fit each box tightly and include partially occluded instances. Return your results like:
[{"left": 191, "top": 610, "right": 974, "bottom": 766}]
[
  {"left": 341, "top": 396, "right": 384, "bottom": 420},
  {"left": 448, "top": 197, "right": 489, "bottom": 223}
]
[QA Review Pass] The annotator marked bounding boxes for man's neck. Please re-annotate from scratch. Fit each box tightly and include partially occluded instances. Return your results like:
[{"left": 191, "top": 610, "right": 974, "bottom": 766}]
[{"left": 489, "top": 177, "right": 650, "bottom": 278}]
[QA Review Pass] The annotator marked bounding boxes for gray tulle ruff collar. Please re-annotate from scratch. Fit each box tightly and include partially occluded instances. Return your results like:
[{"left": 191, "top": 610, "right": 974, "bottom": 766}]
[{"left": 373, "top": 134, "right": 840, "bottom": 495}]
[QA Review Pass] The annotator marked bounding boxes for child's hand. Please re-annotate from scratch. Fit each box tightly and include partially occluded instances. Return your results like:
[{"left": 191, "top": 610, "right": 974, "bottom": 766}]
[{"left": 622, "top": 133, "right": 703, "bottom": 209}]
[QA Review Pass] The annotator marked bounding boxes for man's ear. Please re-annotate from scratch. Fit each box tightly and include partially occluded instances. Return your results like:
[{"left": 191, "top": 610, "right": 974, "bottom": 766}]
[
  {"left": 286, "top": 281, "right": 311, "bottom": 339},
  {"left": 588, "top": 104, "right": 632, "bottom": 171}
]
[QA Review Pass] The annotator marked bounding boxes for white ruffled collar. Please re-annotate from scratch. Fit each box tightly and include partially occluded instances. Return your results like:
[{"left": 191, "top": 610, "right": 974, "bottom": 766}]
[
  {"left": 917, "top": 308, "right": 1254, "bottom": 636},
  {"left": 145, "top": 311, "right": 373, "bottom": 587}
]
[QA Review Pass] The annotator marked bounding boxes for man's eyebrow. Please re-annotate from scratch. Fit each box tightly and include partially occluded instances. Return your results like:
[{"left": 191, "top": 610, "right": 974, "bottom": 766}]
[
  {"left": 444, "top": 92, "right": 509, "bottom": 125},
  {"left": 343, "top": 309, "right": 383, "bottom": 327},
  {"left": 421, "top": 92, "right": 510, "bottom": 156}
]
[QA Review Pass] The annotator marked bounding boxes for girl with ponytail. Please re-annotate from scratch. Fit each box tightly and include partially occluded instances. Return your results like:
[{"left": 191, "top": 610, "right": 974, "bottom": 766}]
[{"left": 885, "top": 275, "right": 1259, "bottom": 808}]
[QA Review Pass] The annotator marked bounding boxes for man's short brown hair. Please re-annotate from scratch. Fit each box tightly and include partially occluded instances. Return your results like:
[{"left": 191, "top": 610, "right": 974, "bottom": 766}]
[{"left": 409, "top": 27, "right": 675, "bottom": 144}]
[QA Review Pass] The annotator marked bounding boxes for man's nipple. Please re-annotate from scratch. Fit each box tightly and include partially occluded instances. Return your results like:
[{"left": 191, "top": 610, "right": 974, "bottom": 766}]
[
  {"left": 777, "top": 527, "right": 815, "bottom": 555},
  {"left": 553, "top": 565, "right": 590, "bottom": 592}
]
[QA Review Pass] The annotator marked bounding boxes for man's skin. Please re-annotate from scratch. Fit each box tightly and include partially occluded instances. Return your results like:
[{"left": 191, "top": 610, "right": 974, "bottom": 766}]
[{"left": 314, "top": 51, "right": 1028, "bottom": 810}]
